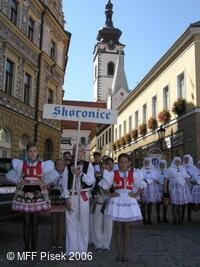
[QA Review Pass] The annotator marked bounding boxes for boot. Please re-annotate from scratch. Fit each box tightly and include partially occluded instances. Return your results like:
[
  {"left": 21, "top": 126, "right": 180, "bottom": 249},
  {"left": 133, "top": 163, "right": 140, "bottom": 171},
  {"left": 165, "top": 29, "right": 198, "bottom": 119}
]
[
  {"left": 172, "top": 205, "right": 178, "bottom": 225},
  {"left": 187, "top": 204, "right": 192, "bottom": 222},
  {"left": 141, "top": 203, "right": 147, "bottom": 225},
  {"left": 147, "top": 203, "right": 153, "bottom": 225},
  {"left": 163, "top": 205, "right": 169, "bottom": 223},
  {"left": 156, "top": 203, "right": 161, "bottom": 223},
  {"left": 181, "top": 205, "right": 186, "bottom": 222}
]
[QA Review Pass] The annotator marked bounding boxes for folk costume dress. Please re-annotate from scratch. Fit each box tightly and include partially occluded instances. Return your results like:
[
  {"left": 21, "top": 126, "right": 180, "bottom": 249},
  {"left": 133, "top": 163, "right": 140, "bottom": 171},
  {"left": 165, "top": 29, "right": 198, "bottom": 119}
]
[
  {"left": 65, "top": 160, "right": 95, "bottom": 256},
  {"left": 99, "top": 168, "right": 146, "bottom": 222},
  {"left": 157, "top": 160, "right": 169, "bottom": 197},
  {"left": 141, "top": 159, "right": 161, "bottom": 204},
  {"left": 167, "top": 157, "right": 192, "bottom": 205},
  {"left": 191, "top": 161, "right": 200, "bottom": 204},
  {"left": 183, "top": 154, "right": 198, "bottom": 192},
  {"left": 6, "top": 159, "right": 58, "bottom": 213},
  {"left": 49, "top": 167, "right": 69, "bottom": 212}
]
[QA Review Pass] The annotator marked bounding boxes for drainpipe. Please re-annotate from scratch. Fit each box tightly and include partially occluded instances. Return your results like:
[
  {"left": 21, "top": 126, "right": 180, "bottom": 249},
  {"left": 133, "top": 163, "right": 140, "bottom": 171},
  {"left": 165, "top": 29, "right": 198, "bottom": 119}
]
[{"left": 34, "top": 7, "right": 46, "bottom": 143}]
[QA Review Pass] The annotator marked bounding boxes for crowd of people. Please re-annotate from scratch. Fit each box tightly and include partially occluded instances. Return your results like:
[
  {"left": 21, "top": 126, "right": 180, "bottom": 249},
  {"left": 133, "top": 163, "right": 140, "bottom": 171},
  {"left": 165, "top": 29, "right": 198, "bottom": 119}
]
[{"left": 5, "top": 143, "right": 200, "bottom": 262}]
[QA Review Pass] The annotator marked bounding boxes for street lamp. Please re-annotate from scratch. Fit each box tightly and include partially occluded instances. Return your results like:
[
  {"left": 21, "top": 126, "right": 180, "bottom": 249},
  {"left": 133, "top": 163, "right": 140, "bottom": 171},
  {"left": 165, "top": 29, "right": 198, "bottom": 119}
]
[{"left": 157, "top": 125, "right": 166, "bottom": 151}]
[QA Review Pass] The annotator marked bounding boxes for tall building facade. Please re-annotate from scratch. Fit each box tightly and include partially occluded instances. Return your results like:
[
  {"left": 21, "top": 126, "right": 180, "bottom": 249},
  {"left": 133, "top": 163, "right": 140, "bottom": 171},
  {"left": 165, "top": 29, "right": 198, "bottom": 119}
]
[
  {"left": 112, "top": 22, "right": 200, "bottom": 167},
  {"left": 0, "top": 0, "right": 71, "bottom": 159}
]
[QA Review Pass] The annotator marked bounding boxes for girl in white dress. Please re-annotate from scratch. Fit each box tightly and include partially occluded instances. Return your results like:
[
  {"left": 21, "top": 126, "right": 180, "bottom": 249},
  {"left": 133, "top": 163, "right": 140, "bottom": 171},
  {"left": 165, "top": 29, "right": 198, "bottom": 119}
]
[
  {"left": 6, "top": 143, "right": 58, "bottom": 251},
  {"left": 99, "top": 153, "right": 146, "bottom": 262},
  {"left": 183, "top": 154, "right": 198, "bottom": 221},
  {"left": 156, "top": 160, "right": 169, "bottom": 223},
  {"left": 141, "top": 158, "right": 161, "bottom": 225},
  {"left": 191, "top": 160, "right": 200, "bottom": 207},
  {"left": 167, "top": 157, "right": 192, "bottom": 225}
]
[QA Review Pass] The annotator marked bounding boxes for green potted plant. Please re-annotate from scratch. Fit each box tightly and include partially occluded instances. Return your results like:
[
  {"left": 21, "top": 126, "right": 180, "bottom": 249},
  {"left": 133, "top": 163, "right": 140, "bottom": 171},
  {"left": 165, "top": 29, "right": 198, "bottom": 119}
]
[{"left": 172, "top": 98, "right": 187, "bottom": 116}]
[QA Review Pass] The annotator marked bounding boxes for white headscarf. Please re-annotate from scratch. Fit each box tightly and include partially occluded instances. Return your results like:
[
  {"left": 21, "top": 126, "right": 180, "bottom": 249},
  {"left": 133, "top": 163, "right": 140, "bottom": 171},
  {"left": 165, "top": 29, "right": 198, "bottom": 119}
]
[
  {"left": 143, "top": 157, "right": 154, "bottom": 169},
  {"left": 171, "top": 156, "right": 182, "bottom": 168},
  {"left": 159, "top": 160, "right": 167, "bottom": 170},
  {"left": 183, "top": 154, "right": 194, "bottom": 167}
]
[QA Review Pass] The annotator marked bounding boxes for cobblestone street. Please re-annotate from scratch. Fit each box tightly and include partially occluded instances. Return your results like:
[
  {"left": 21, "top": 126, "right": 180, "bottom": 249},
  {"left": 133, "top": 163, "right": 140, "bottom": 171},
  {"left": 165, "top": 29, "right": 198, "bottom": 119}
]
[{"left": 0, "top": 210, "right": 199, "bottom": 267}]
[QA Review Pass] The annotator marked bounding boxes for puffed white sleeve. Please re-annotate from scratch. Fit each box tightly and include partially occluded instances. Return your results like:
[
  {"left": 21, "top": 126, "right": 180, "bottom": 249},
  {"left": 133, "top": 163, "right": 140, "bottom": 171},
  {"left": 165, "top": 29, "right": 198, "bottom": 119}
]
[
  {"left": 81, "top": 162, "right": 95, "bottom": 186},
  {"left": 61, "top": 167, "right": 69, "bottom": 199},
  {"left": 5, "top": 159, "right": 23, "bottom": 184},
  {"left": 133, "top": 169, "right": 147, "bottom": 192},
  {"left": 98, "top": 170, "right": 114, "bottom": 190},
  {"left": 42, "top": 160, "right": 59, "bottom": 185}
]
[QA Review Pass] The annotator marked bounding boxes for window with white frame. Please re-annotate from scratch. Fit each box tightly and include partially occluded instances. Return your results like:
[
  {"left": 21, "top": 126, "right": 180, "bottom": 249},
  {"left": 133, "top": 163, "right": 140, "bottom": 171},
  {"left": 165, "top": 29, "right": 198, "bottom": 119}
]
[
  {"left": 143, "top": 104, "right": 147, "bottom": 123},
  {"left": 123, "top": 120, "right": 127, "bottom": 135},
  {"left": 163, "top": 85, "right": 169, "bottom": 109},
  {"left": 129, "top": 116, "right": 132, "bottom": 132},
  {"left": 177, "top": 72, "right": 185, "bottom": 98},
  {"left": 152, "top": 95, "right": 157, "bottom": 118},
  {"left": 135, "top": 111, "right": 139, "bottom": 128},
  {"left": 115, "top": 128, "right": 117, "bottom": 140},
  {"left": 119, "top": 125, "right": 122, "bottom": 138},
  {"left": 109, "top": 128, "right": 112, "bottom": 142}
]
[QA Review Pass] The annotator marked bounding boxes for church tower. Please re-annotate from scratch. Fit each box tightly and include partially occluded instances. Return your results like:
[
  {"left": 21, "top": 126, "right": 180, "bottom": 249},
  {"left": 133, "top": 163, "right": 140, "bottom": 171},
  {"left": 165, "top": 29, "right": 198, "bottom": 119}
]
[{"left": 93, "top": 0, "right": 126, "bottom": 102}]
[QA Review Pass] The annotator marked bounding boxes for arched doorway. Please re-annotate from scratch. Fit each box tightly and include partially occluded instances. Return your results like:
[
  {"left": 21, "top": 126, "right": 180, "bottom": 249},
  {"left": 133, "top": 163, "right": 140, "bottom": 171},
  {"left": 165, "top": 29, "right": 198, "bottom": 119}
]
[
  {"left": 43, "top": 139, "right": 54, "bottom": 160},
  {"left": 0, "top": 128, "right": 12, "bottom": 158},
  {"left": 19, "top": 134, "right": 29, "bottom": 160}
]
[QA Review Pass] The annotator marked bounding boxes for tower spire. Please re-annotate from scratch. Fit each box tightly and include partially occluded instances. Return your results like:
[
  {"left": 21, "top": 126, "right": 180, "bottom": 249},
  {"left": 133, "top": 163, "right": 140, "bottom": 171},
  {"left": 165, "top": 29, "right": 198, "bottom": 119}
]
[
  {"left": 97, "top": 0, "right": 122, "bottom": 44},
  {"left": 105, "top": 0, "right": 114, "bottom": 27}
]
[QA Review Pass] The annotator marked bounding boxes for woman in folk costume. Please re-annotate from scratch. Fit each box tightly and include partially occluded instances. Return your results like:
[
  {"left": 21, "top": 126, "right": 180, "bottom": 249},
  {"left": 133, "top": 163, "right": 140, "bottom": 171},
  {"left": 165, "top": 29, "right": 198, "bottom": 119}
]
[
  {"left": 99, "top": 153, "right": 146, "bottom": 262},
  {"left": 49, "top": 158, "right": 69, "bottom": 249},
  {"left": 65, "top": 144, "right": 95, "bottom": 256},
  {"left": 182, "top": 154, "right": 198, "bottom": 221},
  {"left": 167, "top": 157, "right": 192, "bottom": 225},
  {"left": 191, "top": 160, "right": 200, "bottom": 207},
  {"left": 93, "top": 159, "right": 113, "bottom": 251},
  {"left": 6, "top": 143, "right": 58, "bottom": 251},
  {"left": 156, "top": 160, "right": 169, "bottom": 223},
  {"left": 141, "top": 158, "right": 161, "bottom": 225}
]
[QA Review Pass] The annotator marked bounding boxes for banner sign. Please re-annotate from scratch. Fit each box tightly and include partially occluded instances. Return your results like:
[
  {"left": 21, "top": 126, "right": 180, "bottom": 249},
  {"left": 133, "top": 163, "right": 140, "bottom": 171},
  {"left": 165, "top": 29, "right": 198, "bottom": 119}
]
[{"left": 43, "top": 104, "right": 117, "bottom": 124}]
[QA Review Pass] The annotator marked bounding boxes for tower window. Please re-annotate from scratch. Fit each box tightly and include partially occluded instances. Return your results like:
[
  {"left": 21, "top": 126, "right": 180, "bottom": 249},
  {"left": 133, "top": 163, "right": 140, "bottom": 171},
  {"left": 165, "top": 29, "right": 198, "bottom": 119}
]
[{"left": 107, "top": 62, "right": 115, "bottom": 76}]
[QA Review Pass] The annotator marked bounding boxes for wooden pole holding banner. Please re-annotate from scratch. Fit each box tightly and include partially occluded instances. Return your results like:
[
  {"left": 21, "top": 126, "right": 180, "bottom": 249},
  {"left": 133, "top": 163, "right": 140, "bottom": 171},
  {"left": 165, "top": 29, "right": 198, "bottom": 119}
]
[{"left": 71, "top": 120, "right": 81, "bottom": 209}]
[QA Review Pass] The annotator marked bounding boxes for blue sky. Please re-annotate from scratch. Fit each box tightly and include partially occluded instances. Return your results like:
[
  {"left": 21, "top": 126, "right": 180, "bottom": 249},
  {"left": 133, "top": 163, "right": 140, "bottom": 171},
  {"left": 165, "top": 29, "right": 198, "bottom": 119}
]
[{"left": 62, "top": 0, "right": 200, "bottom": 101}]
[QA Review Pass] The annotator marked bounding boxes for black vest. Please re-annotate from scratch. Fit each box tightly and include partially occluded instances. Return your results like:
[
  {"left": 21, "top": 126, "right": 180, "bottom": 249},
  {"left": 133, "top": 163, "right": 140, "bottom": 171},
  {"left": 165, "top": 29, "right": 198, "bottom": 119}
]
[{"left": 67, "top": 161, "right": 93, "bottom": 190}]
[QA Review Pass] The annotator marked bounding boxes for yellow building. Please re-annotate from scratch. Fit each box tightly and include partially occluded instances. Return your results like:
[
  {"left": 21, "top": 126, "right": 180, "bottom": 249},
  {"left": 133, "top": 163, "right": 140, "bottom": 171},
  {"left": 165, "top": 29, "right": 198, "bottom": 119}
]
[
  {"left": 0, "top": 0, "right": 71, "bottom": 159},
  {"left": 112, "top": 21, "right": 200, "bottom": 167}
]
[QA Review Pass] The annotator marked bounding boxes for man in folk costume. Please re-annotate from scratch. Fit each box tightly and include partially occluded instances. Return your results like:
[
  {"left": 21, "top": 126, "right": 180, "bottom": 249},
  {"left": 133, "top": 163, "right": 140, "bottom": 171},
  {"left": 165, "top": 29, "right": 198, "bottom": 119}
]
[
  {"left": 89, "top": 152, "right": 102, "bottom": 245},
  {"left": 92, "top": 160, "right": 113, "bottom": 251},
  {"left": 65, "top": 144, "right": 95, "bottom": 256}
]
